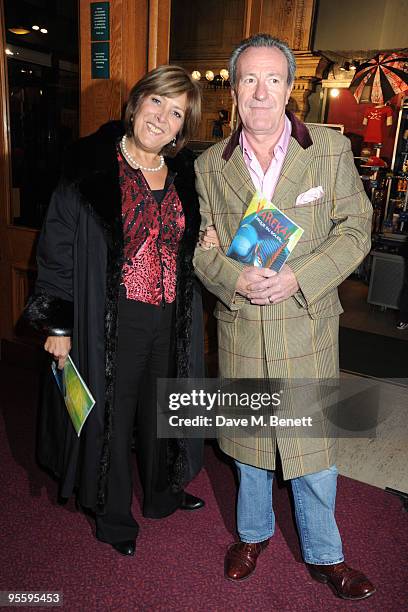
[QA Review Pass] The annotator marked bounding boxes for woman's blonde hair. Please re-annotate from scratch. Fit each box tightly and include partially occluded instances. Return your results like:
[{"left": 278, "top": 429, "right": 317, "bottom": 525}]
[{"left": 124, "top": 65, "right": 202, "bottom": 157}]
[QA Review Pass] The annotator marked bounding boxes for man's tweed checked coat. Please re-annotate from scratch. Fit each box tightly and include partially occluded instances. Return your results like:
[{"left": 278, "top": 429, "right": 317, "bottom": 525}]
[{"left": 193, "top": 112, "right": 373, "bottom": 479}]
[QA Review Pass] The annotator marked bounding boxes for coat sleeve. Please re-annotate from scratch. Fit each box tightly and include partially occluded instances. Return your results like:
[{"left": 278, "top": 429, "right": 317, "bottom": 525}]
[
  {"left": 193, "top": 160, "right": 247, "bottom": 311},
  {"left": 24, "top": 181, "right": 80, "bottom": 336},
  {"left": 287, "top": 138, "right": 373, "bottom": 308}
]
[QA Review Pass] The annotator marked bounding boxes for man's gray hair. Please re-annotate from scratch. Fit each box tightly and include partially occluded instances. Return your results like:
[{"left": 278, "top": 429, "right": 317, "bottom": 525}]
[{"left": 229, "top": 33, "right": 296, "bottom": 88}]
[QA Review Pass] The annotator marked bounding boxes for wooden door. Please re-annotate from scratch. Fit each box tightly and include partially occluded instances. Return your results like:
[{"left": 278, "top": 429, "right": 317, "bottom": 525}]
[
  {"left": 0, "top": 0, "right": 170, "bottom": 359},
  {"left": 0, "top": 0, "right": 38, "bottom": 349}
]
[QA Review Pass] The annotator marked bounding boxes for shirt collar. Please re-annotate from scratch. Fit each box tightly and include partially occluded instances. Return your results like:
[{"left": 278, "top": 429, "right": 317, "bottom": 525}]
[
  {"left": 222, "top": 110, "right": 312, "bottom": 162},
  {"left": 239, "top": 115, "right": 292, "bottom": 166}
]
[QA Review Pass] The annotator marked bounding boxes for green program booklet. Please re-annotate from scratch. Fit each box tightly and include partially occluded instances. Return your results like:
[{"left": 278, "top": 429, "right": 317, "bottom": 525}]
[{"left": 51, "top": 355, "right": 95, "bottom": 436}]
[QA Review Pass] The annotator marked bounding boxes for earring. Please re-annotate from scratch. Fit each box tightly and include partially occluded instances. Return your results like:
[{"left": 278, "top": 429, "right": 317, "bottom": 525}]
[{"left": 171, "top": 137, "right": 177, "bottom": 148}]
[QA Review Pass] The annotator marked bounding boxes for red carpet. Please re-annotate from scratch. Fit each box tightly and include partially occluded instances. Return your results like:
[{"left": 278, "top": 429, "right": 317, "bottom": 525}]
[{"left": 1, "top": 363, "right": 407, "bottom": 611}]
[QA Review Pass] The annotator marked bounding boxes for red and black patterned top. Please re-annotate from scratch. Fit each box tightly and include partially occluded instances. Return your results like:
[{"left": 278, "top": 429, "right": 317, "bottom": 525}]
[{"left": 118, "top": 148, "right": 185, "bottom": 305}]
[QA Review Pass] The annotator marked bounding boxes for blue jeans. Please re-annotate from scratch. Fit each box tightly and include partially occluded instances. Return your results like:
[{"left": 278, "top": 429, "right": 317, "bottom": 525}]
[{"left": 235, "top": 460, "right": 344, "bottom": 565}]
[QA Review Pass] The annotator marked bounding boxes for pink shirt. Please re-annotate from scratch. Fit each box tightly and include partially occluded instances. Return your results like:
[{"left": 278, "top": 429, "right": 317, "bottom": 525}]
[{"left": 240, "top": 115, "right": 292, "bottom": 200}]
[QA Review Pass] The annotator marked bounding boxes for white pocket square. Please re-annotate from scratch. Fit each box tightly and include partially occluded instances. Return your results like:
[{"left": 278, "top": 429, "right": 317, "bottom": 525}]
[{"left": 295, "top": 186, "right": 324, "bottom": 206}]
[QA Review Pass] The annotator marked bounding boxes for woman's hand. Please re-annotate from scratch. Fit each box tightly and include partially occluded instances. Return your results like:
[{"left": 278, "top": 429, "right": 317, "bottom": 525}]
[
  {"left": 198, "top": 225, "right": 221, "bottom": 250},
  {"left": 44, "top": 336, "right": 71, "bottom": 369}
]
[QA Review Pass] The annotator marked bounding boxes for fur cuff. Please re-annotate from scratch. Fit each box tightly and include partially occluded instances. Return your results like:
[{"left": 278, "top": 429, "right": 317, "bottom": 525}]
[{"left": 24, "top": 292, "right": 73, "bottom": 336}]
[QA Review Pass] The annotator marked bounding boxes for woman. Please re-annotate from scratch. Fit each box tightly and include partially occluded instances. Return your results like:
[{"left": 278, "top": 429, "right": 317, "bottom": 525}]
[{"left": 24, "top": 65, "right": 204, "bottom": 556}]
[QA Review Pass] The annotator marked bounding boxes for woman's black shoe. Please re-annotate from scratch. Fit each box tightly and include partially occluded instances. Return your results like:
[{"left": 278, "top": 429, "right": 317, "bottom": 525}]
[
  {"left": 111, "top": 540, "right": 136, "bottom": 556},
  {"left": 179, "top": 492, "right": 205, "bottom": 511}
]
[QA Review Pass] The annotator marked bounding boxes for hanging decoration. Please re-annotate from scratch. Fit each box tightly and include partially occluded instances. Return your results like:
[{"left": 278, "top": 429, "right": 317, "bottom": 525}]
[{"left": 349, "top": 51, "right": 408, "bottom": 104}]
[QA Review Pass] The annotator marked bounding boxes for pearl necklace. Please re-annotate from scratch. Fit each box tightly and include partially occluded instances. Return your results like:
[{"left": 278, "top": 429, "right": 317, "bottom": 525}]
[{"left": 120, "top": 135, "right": 164, "bottom": 172}]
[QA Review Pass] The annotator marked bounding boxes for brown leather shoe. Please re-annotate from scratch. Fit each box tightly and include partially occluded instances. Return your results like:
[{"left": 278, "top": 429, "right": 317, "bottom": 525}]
[
  {"left": 225, "top": 540, "right": 269, "bottom": 581},
  {"left": 308, "top": 562, "right": 376, "bottom": 600}
]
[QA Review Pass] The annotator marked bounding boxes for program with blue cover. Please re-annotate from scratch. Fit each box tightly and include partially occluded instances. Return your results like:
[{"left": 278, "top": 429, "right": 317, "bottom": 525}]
[{"left": 227, "top": 191, "right": 304, "bottom": 272}]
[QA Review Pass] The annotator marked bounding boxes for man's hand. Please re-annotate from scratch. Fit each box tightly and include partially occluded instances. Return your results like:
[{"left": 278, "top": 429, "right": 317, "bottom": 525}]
[
  {"left": 235, "top": 266, "right": 276, "bottom": 297},
  {"left": 44, "top": 336, "right": 71, "bottom": 369},
  {"left": 246, "top": 264, "right": 299, "bottom": 305},
  {"left": 198, "top": 225, "right": 220, "bottom": 250}
]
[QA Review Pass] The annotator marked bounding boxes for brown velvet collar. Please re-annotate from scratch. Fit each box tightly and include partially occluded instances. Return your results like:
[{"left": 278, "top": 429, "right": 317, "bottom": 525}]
[{"left": 222, "top": 110, "right": 313, "bottom": 161}]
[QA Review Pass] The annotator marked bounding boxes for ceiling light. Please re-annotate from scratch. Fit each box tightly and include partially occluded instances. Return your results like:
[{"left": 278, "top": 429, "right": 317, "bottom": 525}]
[
  {"left": 191, "top": 70, "right": 201, "bottom": 80},
  {"left": 330, "top": 88, "right": 340, "bottom": 98},
  {"left": 205, "top": 70, "right": 214, "bottom": 81},
  {"left": 8, "top": 27, "right": 30, "bottom": 35},
  {"left": 32, "top": 25, "right": 40, "bottom": 30},
  {"left": 40, "top": 28, "right": 48, "bottom": 34},
  {"left": 220, "top": 69, "right": 229, "bottom": 80}
]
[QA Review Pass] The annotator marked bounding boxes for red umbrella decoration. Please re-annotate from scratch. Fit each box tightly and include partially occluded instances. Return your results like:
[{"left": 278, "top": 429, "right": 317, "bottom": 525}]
[{"left": 349, "top": 51, "right": 408, "bottom": 104}]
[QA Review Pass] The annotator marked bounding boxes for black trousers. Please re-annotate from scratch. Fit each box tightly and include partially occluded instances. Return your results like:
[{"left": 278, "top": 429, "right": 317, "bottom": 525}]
[{"left": 96, "top": 297, "right": 182, "bottom": 544}]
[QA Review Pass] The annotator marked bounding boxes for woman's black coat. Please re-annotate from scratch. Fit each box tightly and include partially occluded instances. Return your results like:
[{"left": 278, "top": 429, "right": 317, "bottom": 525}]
[{"left": 25, "top": 121, "right": 204, "bottom": 511}]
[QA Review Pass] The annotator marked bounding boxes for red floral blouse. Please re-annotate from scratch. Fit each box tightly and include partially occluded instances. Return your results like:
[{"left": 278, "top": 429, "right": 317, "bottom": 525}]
[{"left": 118, "top": 148, "right": 185, "bottom": 305}]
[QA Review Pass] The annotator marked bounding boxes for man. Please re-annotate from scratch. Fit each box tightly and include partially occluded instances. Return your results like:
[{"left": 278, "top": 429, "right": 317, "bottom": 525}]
[{"left": 193, "top": 34, "right": 375, "bottom": 600}]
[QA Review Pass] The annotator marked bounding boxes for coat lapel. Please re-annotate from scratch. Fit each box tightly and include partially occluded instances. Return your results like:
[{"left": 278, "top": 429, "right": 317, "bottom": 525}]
[
  {"left": 221, "top": 145, "right": 255, "bottom": 215},
  {"left": 221, "top": 130, "right": 313, "bottom": 215},
  {"left": 62, "top": 121, "right": 124, "bottom": 242},
  {"left": 79, "top": 166, "right": 122, "bottom": 229},
  {"left": 271, "top": 137, "right": 313, "bottom": 211}
]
